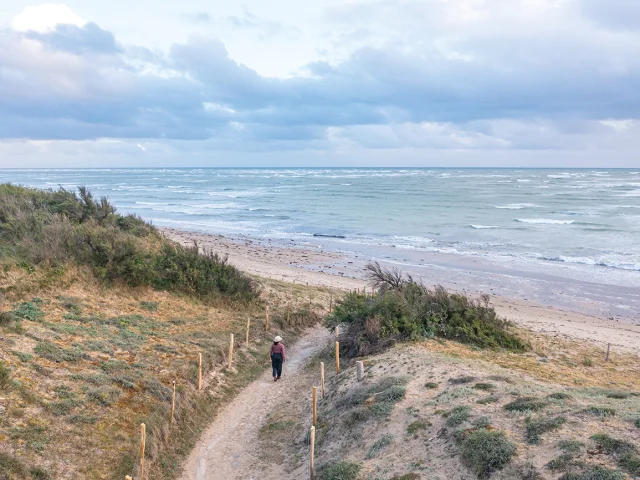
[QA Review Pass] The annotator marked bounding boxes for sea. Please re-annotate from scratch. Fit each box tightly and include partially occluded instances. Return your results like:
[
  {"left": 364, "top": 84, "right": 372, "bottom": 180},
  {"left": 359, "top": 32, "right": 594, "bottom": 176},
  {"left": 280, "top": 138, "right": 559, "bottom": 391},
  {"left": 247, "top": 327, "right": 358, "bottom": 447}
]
[{"left": 2, "top": 168, "right": 639, "bottom": 321}]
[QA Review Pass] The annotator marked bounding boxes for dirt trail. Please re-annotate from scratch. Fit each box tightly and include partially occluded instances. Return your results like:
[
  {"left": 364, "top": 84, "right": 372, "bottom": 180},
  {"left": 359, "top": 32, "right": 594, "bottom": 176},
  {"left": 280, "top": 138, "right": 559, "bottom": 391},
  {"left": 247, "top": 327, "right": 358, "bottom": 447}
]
[{"left": 180, "top": 325, "right": 330, "bottom": 480}]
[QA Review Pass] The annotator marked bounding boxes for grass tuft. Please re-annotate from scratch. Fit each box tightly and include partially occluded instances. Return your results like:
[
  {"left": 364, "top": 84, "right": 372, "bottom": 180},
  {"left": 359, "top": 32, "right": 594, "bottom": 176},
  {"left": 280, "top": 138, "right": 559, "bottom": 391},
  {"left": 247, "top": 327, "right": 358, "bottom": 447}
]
[
  {"left": 504, "top": 397, "right": 547, "bottom": 412},
  {"left": 365, "top": 434, "right": 394, "bottom": 459},
  {"left": 446, "top": 406, "right": 472, "bottom": 427},
  {"left": 460, "top": 429, "right": 517, "bottom": 479},
  {"left": 477, "top": 395, "right": 500, "bottom": 405},
  {"left": 582, "top": 406, "right": 616, "bottom": 417},
  {"left": 524, "top": 416, "right": 567, "bottom": 444},
  {"left": 316, "top": 460, "right": 361, "bottom": 480}
]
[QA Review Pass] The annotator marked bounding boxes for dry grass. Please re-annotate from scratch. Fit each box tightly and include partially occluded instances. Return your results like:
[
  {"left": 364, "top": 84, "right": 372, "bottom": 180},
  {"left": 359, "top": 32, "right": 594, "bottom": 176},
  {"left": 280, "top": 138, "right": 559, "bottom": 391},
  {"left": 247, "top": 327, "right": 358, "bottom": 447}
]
[{"left": 0, "top": 267, "right": 332, "bottom": 479}]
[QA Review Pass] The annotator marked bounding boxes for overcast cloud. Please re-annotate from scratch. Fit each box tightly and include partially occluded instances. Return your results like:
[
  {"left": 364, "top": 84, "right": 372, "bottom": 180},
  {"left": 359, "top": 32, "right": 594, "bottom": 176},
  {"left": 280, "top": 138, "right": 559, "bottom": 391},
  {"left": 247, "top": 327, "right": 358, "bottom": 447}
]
[{"left": 0, "top": 0, "right": 639, "bottom": 167}]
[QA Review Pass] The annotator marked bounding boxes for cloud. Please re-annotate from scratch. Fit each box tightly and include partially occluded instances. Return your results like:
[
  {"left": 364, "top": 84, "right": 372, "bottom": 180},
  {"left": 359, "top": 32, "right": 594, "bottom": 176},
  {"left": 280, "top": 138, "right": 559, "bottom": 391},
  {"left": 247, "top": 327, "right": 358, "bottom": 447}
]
[
  {"left": 11, "top": 3, "right": 87, "bottom": 33},
  {"left": 1, "top": 0, "right": 640, "bottom": 166}
]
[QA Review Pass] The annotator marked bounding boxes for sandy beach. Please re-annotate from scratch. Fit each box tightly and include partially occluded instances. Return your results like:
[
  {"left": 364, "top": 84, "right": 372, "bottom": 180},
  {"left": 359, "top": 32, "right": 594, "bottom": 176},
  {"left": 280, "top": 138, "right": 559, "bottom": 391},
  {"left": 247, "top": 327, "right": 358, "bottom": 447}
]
[{"left": 162, "top": 227, "right": 640, "bottom": 355}]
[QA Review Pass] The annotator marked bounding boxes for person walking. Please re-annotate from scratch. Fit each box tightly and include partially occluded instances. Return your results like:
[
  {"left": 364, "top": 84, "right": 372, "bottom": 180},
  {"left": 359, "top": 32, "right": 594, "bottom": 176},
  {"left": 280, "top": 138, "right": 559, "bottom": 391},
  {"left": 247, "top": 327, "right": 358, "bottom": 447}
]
[{"left": 270, "top": 336, "right": 286, "bottom": 381}]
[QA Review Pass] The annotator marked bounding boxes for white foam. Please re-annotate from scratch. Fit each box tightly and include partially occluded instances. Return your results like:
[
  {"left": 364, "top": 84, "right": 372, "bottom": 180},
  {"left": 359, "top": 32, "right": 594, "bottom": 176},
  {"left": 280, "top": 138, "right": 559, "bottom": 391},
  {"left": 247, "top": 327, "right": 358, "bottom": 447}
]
[
  {"left": 495, "top": 203, "right": 538, "bottom": 210},
  {"left": 515, "top": 218, "right": 575, "bottom": 225},
  {"left": 470, "top": 225, "right": 498, "bottom": 229}
]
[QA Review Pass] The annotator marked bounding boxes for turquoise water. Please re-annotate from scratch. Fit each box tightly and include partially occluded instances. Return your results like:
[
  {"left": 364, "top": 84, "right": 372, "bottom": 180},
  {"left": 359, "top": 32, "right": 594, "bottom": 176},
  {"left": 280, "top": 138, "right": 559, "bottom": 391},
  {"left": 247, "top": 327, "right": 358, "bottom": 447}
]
[{"left": 2, "top": 168, "right": 639, "bottom": 319}]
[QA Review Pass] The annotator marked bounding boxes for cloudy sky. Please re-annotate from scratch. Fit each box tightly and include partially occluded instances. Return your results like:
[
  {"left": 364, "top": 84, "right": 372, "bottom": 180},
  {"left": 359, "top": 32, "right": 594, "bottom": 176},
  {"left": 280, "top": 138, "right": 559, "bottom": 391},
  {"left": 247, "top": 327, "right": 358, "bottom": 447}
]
[{"left": 0, "top": 0, "right": 639, "bottom": 167}]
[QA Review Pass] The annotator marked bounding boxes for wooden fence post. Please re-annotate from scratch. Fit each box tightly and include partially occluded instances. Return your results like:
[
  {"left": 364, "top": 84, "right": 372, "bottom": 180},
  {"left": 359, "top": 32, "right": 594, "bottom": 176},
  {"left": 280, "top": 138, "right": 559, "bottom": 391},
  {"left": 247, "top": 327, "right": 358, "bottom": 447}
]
[
  {"left": 335, "top": 341, "right": 340, "bottom": 374},
  {"left": 171, "top": 380, "right": 176, "bottom": 424},
  {"left": 310, "top": 426, "right": 316, "bottom": 480},
  {"left": 606, "top": 343, "right": 611, "bottom": 362},
  {"left": 198, "top": 353, "right": 202, "bottom": 391},
  {"left": 265, "top": 306, "right": 269, "bottom": 330},
  {"left": 246, "top": 318, "right": 251, "bottom": 348},
  {"left": 356, "top": 361, "right": 364, "bottom": 382},
  {"left": 139, "top": 423, "right": 146, "bottom": 479},
  {"left": 320, "top": 362, "right": 325, "bottom": 399},
  {"left": 312, "top": 386, "right": 318, "bottom": 426},
  {"left": 287, "top": 301, "right": 291, "bottom": 324},
  {"left": 126, "top": 476, "right": 132, "bottom": 480},
  {"left": 228, "top": 334, "right": 234, "bottom": 369},
  {"left": 335, "top": 326, "right": 339, "bottom": 339}
]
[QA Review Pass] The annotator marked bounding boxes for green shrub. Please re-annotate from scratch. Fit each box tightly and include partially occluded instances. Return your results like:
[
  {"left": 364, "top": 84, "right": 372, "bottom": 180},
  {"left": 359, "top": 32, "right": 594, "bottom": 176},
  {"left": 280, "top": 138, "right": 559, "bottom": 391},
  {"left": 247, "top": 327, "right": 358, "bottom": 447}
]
[
  {"left": 139, "top": 301, "right": 159, "bottom": 312},
  {"left": 34, "top": 341, "right": 85, "bottom": 362},
  {"left": 0, "top": 452, "right": 26, "bottom": 476},
  {"left": 477, "top": 395, "right": 500, "bottom": 405},
  {"left": 316, "top": 460, "right": 361, "bottom": 480},
  {"left": 326, "top": 263, "right": 528, "bottom": 357},
  {"left": 619, "top": 453, "right": 640, "bottom": 476},
  {"left": 425, "top": 382, "right": 438, "bottom": 389},
  {"left": 559, "top": 466, "right": 625, "bottom": 480},
  {"left": 101, "top": 359, "right": 130, "bottom": 373},
  {"left": 446, "top": 406, "right": 472, "bottom": 427},
  {"left": 29, "top": 467, "right": 53, "bottom": 480},
  {"left": 548, "top": 392, "right": 572, "bottom": 400},
  {"left": 583, "top": 406, "right": 616, "bottom": 417},
  {"left": 473, "top": 383, "right": 495, "bottom": 391},
  {"left": 12, "top": 300, "right": 45, "bottom": 321},
  {"left": 407, "top": 419, "right": 430, "bottom": 434},
  {"left": 605, "top": 391, "right": 630, "bottom": 399},
  {"left": 0, "top": 184, "right": 256, "bottom": 302},
  {"left": 0, "top": 311, "right": 18, "bottom": 325},
  {"left": 86, "top": 386, "right": 121, "bottom": 406},
  {"left": 473, "top": 416, "right": 491, "bottom": 429},
  {"left": 635, "top": 419, "right": 640, "bottom": 428},
  {"left": 590, "top": 434, "right": 635, "bottom": 456},
  {"left": 0, "top": 361, "right": 11, "bottom": 389},
  {"left": 525, "top": 416, "right": 567, "bottom": 444},
  {"left": 546, "top": 453, "right": 576, "bottom": 471},
  {"left": 450, "top": 376, "right": 476, "bottom": 385},
  {"left": 559, "top": 440, "right": 584, "bottom": 453},
  {"left": 504, "top": 397, "right": 547, "bottom": 412},
  {"left": 365, "top": 434, "right": 394, "bottom": 459},
  {"left": 460, "top": 430, "right": 517, "bottom": 478}
]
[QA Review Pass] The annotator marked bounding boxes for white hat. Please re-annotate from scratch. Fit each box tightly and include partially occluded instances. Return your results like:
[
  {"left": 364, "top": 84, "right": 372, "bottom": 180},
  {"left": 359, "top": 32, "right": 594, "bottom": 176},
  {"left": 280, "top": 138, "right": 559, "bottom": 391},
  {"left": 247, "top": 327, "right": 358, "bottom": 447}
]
[{"left": 274, "top": 336, "right": 282, "bottom": 342}]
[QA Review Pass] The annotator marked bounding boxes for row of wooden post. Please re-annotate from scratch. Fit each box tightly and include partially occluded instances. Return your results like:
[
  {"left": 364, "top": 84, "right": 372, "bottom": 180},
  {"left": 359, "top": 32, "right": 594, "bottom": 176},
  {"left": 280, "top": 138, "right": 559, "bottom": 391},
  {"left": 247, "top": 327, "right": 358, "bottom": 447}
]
[{"left": 128, "top": 294, "right": 334, "bottom": 479}]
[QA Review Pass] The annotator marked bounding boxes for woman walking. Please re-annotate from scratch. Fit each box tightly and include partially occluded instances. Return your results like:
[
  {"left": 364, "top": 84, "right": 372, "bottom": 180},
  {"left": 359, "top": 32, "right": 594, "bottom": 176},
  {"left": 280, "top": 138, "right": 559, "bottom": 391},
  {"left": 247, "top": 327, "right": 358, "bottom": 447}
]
[{"left": 270, "top": 336, "right": 286, "bottom": 381}]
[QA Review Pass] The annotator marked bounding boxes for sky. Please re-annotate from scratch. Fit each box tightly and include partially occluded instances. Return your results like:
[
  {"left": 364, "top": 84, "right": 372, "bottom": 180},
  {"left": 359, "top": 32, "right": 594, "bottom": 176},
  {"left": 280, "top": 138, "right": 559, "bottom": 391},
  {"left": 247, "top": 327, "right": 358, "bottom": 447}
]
[{"left": 0, "top": 0, "right": 639, "bottom": 167}]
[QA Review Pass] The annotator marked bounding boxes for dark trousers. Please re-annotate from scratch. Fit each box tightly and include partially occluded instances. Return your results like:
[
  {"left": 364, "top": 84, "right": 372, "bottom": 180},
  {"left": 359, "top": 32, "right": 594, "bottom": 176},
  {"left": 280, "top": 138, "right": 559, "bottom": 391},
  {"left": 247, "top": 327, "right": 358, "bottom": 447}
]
[{"left": 271, "top": 353, "right": 283, "bottom": 377}]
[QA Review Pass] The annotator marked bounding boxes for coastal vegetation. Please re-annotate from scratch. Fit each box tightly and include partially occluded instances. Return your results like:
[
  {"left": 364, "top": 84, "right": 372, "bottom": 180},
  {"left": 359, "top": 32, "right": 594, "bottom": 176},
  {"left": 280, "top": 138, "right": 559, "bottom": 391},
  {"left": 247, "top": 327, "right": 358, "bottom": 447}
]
[
  {"left": 325, "top": 262, "right": 528, "bottom": 358},
  {"left": 0, "top": 184, "right": 326, "bottom": 478},
  {"left": 0, "top": 184, "right": 255, "bottom": 302}
]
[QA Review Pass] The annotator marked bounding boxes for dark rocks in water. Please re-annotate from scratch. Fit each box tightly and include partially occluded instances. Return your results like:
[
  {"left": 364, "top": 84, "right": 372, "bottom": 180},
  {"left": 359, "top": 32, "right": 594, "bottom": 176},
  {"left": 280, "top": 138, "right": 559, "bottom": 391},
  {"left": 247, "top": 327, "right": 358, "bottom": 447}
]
[{"left": 313, "top": 233, "right": 346, "bottom": 239}]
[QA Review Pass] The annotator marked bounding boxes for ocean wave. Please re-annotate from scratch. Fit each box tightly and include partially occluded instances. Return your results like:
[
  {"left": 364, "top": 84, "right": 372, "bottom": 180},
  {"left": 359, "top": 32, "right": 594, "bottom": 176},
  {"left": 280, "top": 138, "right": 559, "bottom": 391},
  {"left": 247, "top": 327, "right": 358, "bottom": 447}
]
[
  {"left": 470, "top": 225, "right": 498, "bottom": 229},
  {"left": 515, "top": 218, "right": 575, "bottom": 224},
  {"left": 540, "top": 255, "right": 640, "bottom": 271},
  {"left": 495, "top": 203, "right": 538, "bottom": 210}
]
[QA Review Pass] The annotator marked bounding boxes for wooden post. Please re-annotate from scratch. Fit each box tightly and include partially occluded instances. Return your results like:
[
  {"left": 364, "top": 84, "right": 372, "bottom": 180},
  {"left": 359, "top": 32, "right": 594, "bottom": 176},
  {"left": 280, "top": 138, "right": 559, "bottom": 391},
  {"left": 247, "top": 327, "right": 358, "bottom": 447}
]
[
  {"left": 335, "top": 341, "right": 340, "bottom": 374},
  {"left": 246, "top": 317, "right": 251, "bottom": 348},
  {"left": 312, "top": 386, "right": 318, "bottom": 425},
  {"left": 606, "top": 343, "right": 611, "bottom": 362},
  {"left": 228, "top": 334, "right": 234, "bottom": 369},
  {"left": 335, "top": 326, "right": 339, "bottom": 339},
  {"left": 126, "top": 476, "right": 132, "bottom": 480},
  {"left": 198, "top": 353, "right": 202, "bottom": 391},
  {"left": 171, "top": 380, "right": 176, "bottom": 424},
  {"left": 356, "top": 361, "right": 364, "bottom": 382},
  {"left": 287, "top": 301, "right": 291, "bottom": 324},
  {"left": 320, "top": 362, "right": 325, "bottom": 399},
  {"left": 139, "top": 423, "right": 146, "bottom": 479},
  {"left": 265, "top": 306, "right": 269, "bottom": 330},
  {"left": 310, "top": 426, "right": 316, "bottom": 479}
]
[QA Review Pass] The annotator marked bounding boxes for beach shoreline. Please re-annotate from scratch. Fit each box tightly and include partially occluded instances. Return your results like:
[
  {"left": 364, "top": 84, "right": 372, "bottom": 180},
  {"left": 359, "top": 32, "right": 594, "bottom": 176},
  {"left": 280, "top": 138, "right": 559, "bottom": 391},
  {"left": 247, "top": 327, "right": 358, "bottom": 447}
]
[{"left": 162, "top": 227, "right": 640, "bottom": 355}]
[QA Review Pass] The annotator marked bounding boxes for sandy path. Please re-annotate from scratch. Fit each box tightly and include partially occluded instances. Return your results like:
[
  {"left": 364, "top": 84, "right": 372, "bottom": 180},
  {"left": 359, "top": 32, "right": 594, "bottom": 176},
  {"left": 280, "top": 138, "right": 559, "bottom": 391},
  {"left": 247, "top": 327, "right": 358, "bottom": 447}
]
[{"left": 180, "top": 325, "right": 329, "bottom": 480}]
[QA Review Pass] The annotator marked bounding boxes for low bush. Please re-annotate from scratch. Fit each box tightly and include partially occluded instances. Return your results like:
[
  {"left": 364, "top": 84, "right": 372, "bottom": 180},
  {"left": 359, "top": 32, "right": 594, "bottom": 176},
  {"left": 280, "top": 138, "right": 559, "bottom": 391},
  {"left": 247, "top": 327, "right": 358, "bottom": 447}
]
[
  {"left": 473, "top": 383, "right": 495, "bottom": 391},
  {"left": 504, "top": 397, "right": 547, "bottom": 412},
  {"left": 558, "top": 466, "right": 625, "bottom": 480},
  {"left": 0, "top": 361, "right": 11, "bottom": 389},
  {"left": 446, "top": 406, "right": 472, "bottom": 427},
  {"left": 365, "top": 434, "right": 394, "bottom": 459},
  {"left": 407, "top": 419, "right": 430, "bottom": 434},
  {"left": 583, "top": 406, "right": 616, "bottom": 417},
  {"left": 316, "top": 460, "right": 361, "bottom": 480},
  {"left": 34, "top": 341, "right": 85, "bottom": 363},
  {"left": 477, "top": 395, "right": 500, "bottom": 405},
  {"left": 12, "top": 300, "right": 45, "bottom": 321},
  {"left": 559, "top": 440, "right": 584, "bottom": 453},
  {"left": 525, "top": 416, "right": 567, "bottom": 444},
  {"left": 325, "top": 262, "right": 528, "bottom": 357},
  {"left": 450, "top": 376, "right": 476, "bottom": 385},
  {"left": 425, "top": 382, "right": 439, "bottom": 389},
  {"left": 590, "top": 434, "right": 635, "bottom": 456},
  {"left": 460, "top": 430, "right": 517, "bottom": 478},
  {"left": 0, "top": 184, "right": 256, "bottom": 302},
  {"left": 619, "top": 453, "right": 640, "bottom": 476},
  {"left": 548, "top": 392, "right": 572, "bottom": 400}
]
